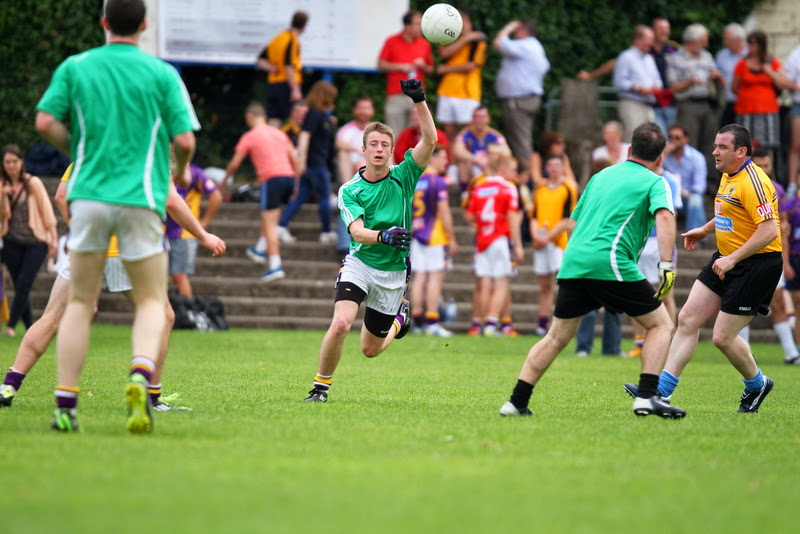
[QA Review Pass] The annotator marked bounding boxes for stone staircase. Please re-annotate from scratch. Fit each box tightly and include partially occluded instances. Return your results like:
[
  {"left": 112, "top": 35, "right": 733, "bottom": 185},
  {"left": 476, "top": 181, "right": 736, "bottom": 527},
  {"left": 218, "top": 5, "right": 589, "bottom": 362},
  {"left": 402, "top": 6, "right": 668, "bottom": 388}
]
[{"left": 8, "top": 180, "right": 780, "bottom": 343}]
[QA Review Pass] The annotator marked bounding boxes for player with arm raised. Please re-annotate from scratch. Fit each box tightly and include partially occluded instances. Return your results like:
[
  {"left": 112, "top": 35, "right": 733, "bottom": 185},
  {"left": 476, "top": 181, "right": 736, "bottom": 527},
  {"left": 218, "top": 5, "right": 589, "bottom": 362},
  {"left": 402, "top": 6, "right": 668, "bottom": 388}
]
[{"left": 304, "top": 79, "right": 436, "bottom": 403}]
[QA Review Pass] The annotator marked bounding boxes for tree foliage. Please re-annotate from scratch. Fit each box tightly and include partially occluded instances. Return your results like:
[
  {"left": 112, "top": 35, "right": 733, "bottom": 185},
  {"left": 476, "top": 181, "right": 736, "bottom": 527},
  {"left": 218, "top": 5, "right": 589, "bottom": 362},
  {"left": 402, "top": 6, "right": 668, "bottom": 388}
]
[{"left": 1, "top": 0, "right": 758, "bottom": 166}]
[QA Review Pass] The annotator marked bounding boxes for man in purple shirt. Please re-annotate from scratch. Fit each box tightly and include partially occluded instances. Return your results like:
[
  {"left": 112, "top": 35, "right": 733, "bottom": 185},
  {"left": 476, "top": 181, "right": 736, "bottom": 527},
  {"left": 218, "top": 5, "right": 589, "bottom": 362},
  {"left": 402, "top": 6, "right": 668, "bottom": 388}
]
[{"left": 166, "top": 164, "right": 222, "bottom": 297}]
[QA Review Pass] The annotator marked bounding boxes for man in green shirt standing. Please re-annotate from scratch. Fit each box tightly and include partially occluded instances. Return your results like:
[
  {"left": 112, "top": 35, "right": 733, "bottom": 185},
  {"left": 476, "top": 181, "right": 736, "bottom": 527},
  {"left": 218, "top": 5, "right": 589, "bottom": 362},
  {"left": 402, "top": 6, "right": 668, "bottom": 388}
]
[
  {"left": 35, "top": 0, "right": 199, "bottom": 432},
  {"left": 500, "top": 122, "right": 686, "bottom": 419},
  {"left": 304, "top": 79, "right": 436, "bottom": 403}
]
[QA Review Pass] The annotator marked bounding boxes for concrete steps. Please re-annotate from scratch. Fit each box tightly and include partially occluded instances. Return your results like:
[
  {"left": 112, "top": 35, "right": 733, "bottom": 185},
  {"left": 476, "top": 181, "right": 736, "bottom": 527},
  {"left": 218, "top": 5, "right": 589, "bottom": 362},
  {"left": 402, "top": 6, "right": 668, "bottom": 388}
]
[{"left": 3, "top": 186, "right": 783, "bottom": 343}]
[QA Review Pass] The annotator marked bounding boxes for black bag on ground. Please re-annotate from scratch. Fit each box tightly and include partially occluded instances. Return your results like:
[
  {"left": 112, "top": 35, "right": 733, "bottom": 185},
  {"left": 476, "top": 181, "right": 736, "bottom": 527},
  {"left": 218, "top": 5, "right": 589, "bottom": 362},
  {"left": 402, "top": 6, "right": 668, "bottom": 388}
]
[
  {"left": 193, "top": 296, "right": 229, "bottom": 331},
  {"left": 169, "top": 294, "right": 227, "bottom": 331},
  {"left": 230, "top": 183, "right": 260, "bottom": 203}
]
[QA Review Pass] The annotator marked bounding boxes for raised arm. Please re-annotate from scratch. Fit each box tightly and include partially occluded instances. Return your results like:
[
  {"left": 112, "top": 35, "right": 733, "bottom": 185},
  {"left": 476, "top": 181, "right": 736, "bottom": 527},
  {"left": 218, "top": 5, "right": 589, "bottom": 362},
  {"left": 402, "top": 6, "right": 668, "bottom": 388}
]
[{"left": 400, "top": 80, "right": 437, "bottom": 168}]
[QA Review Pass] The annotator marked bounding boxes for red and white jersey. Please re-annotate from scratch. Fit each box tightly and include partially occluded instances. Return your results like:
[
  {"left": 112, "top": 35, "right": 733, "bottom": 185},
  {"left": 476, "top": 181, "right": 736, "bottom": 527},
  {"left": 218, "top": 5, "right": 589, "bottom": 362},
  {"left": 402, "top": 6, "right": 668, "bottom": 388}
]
[{"left": 466, "top": 175, "right": 519, "bottom": 252}]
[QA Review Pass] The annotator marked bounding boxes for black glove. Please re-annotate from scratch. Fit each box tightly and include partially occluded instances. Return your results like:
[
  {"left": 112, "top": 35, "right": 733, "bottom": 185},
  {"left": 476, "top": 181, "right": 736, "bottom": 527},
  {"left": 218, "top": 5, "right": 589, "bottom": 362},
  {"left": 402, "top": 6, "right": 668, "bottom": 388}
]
[
  {"left": 377, "top": 226, "right": 412, "bottom": 251},
  {"left": 400, "top": 79, "right": 426, "bottom": 103},
  {"left": 655, "top": 260, "right": 676, "bottom": 300}
]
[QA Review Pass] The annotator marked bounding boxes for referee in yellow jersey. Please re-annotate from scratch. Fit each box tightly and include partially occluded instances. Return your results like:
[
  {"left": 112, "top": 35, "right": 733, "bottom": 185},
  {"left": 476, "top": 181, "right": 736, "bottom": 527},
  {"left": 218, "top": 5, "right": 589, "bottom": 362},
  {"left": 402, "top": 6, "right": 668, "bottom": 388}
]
[{"left": 626, "top": 124, "right": 781, "bottom": 413}]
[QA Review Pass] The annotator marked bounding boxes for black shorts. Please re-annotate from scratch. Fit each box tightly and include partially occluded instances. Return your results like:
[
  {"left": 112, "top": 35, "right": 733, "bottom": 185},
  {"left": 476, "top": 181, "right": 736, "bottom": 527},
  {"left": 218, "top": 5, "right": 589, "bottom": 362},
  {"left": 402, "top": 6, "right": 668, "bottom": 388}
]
[
  {"left": 784, "top": 255, "right": 800, "bottom": 292},
  {"left": 554, "top": 278, "right": 662, "bottom": 319},
  {"left": 697, "top": 251, "right": 782, "bottom": 316},
  {"left": 260, "top": 176, "right": 294, "bottom": 211},
  {"left": 334, "top": 281, "right": 395, "bottom": 338},
  {"left": 266, "top": 82, "right": 291, "bottom": 122}
]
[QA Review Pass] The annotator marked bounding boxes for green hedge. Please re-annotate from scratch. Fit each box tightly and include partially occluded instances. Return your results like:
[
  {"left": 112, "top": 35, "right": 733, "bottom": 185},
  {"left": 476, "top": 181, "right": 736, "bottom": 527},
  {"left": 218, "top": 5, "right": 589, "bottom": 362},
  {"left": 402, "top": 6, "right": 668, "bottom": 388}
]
[{"left": 1, "top": 0, "right": 757, "bottom": 168}]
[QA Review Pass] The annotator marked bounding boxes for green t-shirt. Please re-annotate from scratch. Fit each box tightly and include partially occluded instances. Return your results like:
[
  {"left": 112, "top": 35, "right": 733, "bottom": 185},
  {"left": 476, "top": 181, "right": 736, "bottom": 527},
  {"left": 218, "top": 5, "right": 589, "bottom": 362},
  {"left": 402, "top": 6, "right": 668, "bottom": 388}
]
[
  {"left": 558, "top": 160, "right": 674, "bottom": 282},
  {"left": 339, "top": 149, "right": 425, "bottom": 271},
  {"left": 36, "top": 44, "right": 200, "bottom": 216}
]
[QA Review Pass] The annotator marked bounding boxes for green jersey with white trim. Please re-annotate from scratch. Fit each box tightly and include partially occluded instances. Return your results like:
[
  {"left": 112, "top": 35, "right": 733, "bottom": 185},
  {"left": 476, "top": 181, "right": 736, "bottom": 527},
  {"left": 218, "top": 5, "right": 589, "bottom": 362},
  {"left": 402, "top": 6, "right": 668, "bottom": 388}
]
[
  {"left": 558, "top": 160, "right": 674, "bottom": 282},
  {"left": 339, "top": 149, "right": 425, "bottom": 271},
  {"left": 36, "top": 44, "right": 199, "bottom": 216}
]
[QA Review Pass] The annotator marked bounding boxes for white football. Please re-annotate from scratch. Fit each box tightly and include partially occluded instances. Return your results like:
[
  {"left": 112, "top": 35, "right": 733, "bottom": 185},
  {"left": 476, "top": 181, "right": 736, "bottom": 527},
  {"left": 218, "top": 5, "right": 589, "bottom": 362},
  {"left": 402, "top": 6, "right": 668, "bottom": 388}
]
[{"left": 421, "top": 4, "right": 463, "bottom": 46}]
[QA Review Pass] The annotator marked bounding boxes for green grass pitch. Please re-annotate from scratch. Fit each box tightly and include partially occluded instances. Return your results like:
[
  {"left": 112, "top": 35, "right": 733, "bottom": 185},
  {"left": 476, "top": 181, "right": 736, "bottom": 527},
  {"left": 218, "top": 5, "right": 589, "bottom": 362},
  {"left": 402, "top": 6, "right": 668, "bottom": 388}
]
[{"left": 2, "top": 325, "right": 799, "bottom": 533}]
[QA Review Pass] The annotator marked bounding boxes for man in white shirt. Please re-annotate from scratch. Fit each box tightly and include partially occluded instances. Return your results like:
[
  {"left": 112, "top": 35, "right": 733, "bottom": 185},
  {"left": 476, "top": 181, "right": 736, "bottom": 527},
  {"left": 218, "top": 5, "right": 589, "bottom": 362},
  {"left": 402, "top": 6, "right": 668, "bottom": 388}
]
[
  {"left": 715, "top": 23, "right": 748, "bottom": 128},
  {"left": 613, "top": 25, "right": 662, "bottom": 142},
  {"left": 493, "top": 18, "right": 549, "bottom": 175}
]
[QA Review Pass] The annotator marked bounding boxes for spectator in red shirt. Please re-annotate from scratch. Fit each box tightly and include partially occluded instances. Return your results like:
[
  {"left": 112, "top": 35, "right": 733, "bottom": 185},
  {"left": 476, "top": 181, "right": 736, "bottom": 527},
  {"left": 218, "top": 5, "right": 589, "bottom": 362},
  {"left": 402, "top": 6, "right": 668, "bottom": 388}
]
[
  {"left": 394, "top": 106, "right": 450, "bottom": 166},
  {"left": 378, "top": 11, "right": 434, "bottom": 136}
]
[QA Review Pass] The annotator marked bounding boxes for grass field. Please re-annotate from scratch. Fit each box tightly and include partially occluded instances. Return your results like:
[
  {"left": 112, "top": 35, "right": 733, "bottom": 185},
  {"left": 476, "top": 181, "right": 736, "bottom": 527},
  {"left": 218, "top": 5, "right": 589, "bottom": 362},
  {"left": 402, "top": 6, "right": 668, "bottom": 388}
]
[{"left": 2, "top": 325, "right": 799, "bottom": 533}]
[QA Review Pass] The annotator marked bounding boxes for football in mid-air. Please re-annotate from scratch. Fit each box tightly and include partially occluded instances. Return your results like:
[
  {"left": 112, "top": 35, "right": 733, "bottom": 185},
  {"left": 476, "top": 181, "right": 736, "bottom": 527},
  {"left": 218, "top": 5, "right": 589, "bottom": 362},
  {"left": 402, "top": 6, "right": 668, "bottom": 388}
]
[{"left": 421, "top": 4, "right": 463, "bottom": 46}]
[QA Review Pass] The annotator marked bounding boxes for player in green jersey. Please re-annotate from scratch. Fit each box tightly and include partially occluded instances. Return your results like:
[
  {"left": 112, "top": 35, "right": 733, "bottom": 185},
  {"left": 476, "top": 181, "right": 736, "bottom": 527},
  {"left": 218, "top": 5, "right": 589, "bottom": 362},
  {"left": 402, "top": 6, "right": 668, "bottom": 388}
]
[
  {"left": 500, "top": 122, "right": 686, "bottom": 419},
  {"left": 35, "top": 0, "right": 199, "bottom": 433},
  {"left": 304, "top": 79, "right": 436, "bottom": 402}
]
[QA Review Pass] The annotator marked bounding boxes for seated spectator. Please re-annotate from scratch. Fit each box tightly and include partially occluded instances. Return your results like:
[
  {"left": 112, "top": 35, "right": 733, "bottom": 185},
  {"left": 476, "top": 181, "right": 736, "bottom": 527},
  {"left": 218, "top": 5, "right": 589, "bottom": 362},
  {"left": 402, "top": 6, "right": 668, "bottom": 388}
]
[
  {"left": 591, "top": 121, "right": 631, "bottom": 164},
  {"left": 336, "top": 96, "right": 375, "bottom": 250},
  {"left": 529, "top": 131, "right": 576, "bottom": 188},
  {"left": 452, "top": 106, "right": 506, "bottom": 190},
  {"left": 662, "top": 124, "right": 707, "bottom": 235},
  {"left": 0, "top": 145, "right": 58, "bottom": 337},
  {"left": 732, "top": 30, "right": 794, "bottom": 156},
  {"left": 166, "top": 164, "right": 222, "bottom": 296},
  {"left": 280, "top": 100, "right": 309, "bottom": 146}
]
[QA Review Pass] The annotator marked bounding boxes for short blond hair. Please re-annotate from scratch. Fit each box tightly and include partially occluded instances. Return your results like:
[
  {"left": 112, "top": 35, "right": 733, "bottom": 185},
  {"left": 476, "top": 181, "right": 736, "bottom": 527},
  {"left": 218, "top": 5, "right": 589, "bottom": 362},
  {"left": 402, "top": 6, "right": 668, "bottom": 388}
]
[{"left": 362, "top": 122, "right": 395, "bottom": 148}]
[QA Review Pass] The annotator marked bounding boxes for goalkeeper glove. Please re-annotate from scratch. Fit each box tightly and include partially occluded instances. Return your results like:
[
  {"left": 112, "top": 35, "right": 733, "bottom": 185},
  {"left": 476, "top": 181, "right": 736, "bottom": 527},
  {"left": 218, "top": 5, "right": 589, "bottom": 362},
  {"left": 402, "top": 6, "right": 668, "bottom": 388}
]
[
  {"left": 377, "top": 226, "right": 412, "bottom": 251},
  {"left": 655, "top": 260, "right": 676, "bottom": 300},
  {"left": 400, "top": 79, "right": 426, "bottom": 103}
]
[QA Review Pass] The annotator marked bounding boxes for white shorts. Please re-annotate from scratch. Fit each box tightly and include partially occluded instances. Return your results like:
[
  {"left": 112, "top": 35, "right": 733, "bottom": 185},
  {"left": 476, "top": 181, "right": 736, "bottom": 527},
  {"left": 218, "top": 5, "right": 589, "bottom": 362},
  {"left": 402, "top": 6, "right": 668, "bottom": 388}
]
[
  {"left": 57, "top": 246, "right": 133, "bottom": 293},
  {"left": 436, "top": 96, "right": 481, "bottom": 125},
  {"left": 337, "top": 254, "right": 407, "bottom": 315},
  {"left": 68, "top": 200, "right": 166, "bottom": 261},
  {"left": 474, "top": 236, "right": 513, "bottom": 278},
  {"left": 776, "top": 271, "right": 786, "bottom": 290},
  {"left": 532, "top": 242, "right": 563, "bottom": 275},
  {"left": 637, "top": 236, "right": 678, "bottom": 285},
  {"left": 410, "top": 240, "right": 447, "bottom": 272}
]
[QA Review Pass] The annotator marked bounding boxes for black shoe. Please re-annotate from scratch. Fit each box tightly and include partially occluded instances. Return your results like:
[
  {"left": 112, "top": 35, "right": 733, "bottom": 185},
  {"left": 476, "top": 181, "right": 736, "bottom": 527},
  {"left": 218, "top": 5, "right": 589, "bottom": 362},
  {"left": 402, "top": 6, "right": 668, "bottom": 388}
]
[
  {"left": 304, "top": 388, "right": 328, "bottom": 402},
  {"left": 394, "top": 298, "right": 412, "bottom": 340},
  {"left": 632, "top": 395, "right": 685, "bottom": 419},
  {"left": 738, "top": 376, "right": 774, "bottom": 413},
  {"left": 623, "top": 382, "right": 671, "bottom": 403}
]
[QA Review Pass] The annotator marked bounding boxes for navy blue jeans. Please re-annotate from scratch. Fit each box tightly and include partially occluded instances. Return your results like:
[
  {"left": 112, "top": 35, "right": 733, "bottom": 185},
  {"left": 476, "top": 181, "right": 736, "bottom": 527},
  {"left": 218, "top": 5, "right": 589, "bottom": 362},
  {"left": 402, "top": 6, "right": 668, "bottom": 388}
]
[
  {"left": 279, "top": 166, "right": 332, "bottom": 233},
  {"left": 575, "top": 308, "right": 622, "bottom": 355},
  {"left": 2, "top": 240, "right": 49, "bottom": 329}
]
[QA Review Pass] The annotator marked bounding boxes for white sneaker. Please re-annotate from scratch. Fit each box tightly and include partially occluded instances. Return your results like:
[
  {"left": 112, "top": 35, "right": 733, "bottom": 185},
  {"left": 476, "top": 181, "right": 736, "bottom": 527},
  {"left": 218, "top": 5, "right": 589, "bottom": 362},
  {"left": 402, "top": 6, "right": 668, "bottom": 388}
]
[
  {"left": 533, "top": 326, "right": 547, "bottom": 336},
  {"left": 277, "top": 226, "right": 296, "bottom": 244},
  {"left": 576, "top": 351, "right": 589, "bottom": 357},
  {"left": 424, "top": 323, "right": 453, "bottom": 337},
  {"left": 319, "top": 231, "right": 337, "bottom": 245},
  {"left": 499, "top": 401, "right": 532, "bottom": 416}
]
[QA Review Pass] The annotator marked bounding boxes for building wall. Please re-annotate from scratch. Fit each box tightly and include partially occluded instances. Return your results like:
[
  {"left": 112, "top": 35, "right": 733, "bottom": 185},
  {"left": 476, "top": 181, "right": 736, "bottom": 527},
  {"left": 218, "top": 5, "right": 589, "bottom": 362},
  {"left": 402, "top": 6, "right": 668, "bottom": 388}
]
[{"left": 750, "top": 0, "right": 800, "bottom": 60}]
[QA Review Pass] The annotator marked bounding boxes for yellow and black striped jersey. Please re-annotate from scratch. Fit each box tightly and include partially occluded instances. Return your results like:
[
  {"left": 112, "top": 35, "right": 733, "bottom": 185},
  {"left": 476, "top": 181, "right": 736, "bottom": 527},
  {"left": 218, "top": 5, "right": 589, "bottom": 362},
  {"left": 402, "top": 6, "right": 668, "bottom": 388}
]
[{"left": 714, "top": 159, "right": 781, "bottom": 256}]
